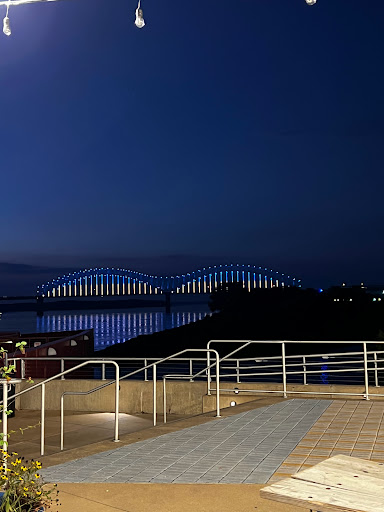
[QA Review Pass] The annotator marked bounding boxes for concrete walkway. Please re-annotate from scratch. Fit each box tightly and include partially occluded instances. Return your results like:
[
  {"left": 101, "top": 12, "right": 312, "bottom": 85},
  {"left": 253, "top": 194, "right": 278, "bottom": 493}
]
[
  {"left": 55, "top": 482, "right": 302, "bottom": 512},
  {"left": 41, "top": 399, "right": 330, "bottom": 484}
]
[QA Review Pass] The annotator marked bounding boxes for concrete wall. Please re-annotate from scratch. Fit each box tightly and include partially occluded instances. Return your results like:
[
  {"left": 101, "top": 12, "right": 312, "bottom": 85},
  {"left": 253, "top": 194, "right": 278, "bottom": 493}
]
[
  {"left": 210, "top": 381, "right": 384, "bottom": 400},
  {"left": 15, "top": 379, "right": 208, "bottom": 415},
  {"left": 14, "top": 379, "right": 384, "bottom": 417}
]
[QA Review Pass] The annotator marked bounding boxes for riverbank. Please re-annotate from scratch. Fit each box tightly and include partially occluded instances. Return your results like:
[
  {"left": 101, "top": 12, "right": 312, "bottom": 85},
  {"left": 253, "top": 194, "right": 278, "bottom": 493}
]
[{"left": 0, "top": 295, "right": 209, "bottom": 313}]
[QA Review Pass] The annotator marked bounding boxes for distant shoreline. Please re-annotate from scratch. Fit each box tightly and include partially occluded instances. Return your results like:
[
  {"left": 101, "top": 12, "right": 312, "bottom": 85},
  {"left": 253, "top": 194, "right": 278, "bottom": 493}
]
[{"left": 0, "top": 297, "right": 209, "bottom": 313}]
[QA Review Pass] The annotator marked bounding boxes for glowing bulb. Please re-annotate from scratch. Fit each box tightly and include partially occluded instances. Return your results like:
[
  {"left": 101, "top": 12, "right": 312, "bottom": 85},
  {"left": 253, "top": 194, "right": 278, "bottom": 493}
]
[
  {"left": 3, "top": 15, "right": 11, "bottom": 36},
  {"left": 305, "top": 0, "right": 317, "bottom": 4},
  {"left": 135, "top": 1, "right": 145, "bottom": 28}
]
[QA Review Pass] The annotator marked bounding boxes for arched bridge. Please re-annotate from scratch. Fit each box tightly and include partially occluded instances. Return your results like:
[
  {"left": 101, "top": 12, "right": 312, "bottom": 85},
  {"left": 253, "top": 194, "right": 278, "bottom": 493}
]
[{"left": 37, "top": 264, "right": 301, "bottom": 298}]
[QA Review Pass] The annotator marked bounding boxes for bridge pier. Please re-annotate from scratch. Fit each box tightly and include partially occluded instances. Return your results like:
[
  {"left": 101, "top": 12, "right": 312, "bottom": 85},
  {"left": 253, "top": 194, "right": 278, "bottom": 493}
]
[{"left": 165, "top": 292, "right": 171, "bottom": 314}]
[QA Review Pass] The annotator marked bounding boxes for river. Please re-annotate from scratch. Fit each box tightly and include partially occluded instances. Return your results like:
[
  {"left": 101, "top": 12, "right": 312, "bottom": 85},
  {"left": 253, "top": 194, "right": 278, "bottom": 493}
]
[{"left": 0, "top": 305, "right": 212, "bottom": 351}]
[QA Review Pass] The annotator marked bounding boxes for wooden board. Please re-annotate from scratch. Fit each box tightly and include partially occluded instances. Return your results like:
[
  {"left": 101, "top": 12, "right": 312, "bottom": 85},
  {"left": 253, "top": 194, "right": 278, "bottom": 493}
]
[
  {"left": 260, "top": 455, "right": 384, "bottom": 512},
  {"left": 291, "top": 455, "right": 384, "bottom": 497},
  {"left": 260, "top": 477, "right": 384, "bottom": 512}
]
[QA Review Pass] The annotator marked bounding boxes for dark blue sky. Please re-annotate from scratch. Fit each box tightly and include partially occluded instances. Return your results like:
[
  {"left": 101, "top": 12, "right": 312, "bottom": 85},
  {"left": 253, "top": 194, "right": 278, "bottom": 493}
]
[{"left": 1, "top": 0, "right": 384, "bottom": 294}]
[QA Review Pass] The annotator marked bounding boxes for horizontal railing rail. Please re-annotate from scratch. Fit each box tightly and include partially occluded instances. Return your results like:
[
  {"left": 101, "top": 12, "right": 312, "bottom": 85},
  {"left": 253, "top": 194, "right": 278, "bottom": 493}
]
[
  {"left": 3, "top": 348, "right": 221, "bottom": 456},
  {"left": 1, "top": 360, "right": 120, "bottom": 458},
  {"left": 8, "top": 348, "right": 384, "bottom": 389},
  {"left": 206, "top": 340, "right": 384, "bottom": 400}
]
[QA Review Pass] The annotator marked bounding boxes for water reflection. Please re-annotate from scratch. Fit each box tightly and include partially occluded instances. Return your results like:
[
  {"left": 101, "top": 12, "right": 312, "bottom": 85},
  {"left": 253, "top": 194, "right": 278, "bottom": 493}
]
[{"left": 30, "top": 309, "right": 211, "bottom": 350}]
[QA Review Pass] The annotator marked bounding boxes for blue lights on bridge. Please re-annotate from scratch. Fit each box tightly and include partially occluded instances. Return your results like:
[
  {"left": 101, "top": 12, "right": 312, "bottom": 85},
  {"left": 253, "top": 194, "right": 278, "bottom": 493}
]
[{"left": 37, "top": 264, "right": 301, "bottom": 298}]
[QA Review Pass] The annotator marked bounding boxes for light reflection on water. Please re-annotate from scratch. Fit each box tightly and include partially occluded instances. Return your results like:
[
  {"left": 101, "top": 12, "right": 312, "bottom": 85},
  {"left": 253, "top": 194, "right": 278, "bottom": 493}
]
[{"left": 0, "top": 308, "right": 211, "bottom": 351}]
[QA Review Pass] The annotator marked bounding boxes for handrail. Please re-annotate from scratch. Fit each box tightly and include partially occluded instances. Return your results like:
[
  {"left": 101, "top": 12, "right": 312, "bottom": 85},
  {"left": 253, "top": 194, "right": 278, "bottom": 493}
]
[
  {"left": 6, "top": 348, "right": 222, "bottom": 442},
  {"left": 207, "top": 340, "right": 384, "bottom": 400},
  {"left": 60, "top": 364, "right": 120, "bottom": 451},
  {"left": 221, "top": 358, "right": 380, "bottom": 371},
  {"left": 60, "top": 348, "right": 219, "bottom": 449},
  {"left": 162, "top": 349, "right": 222, "bottom": 424},
  {"left": 4, "top": 340, "right": 384, "bottom": 461},
  {"left": 9, "top": 349, "right": 384, "bottom": 382},
  {"left": 1, "top": 360, "right": 120, "bottom": 457}
]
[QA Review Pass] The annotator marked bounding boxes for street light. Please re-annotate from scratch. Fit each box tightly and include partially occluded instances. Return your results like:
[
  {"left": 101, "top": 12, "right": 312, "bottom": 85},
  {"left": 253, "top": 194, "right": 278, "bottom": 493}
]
[{"left": 305, "top": 0, "right": 317, "bottom": 4}]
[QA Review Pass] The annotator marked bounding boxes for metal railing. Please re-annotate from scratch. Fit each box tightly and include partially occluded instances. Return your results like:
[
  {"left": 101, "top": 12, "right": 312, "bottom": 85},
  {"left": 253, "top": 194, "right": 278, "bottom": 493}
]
[
  {"left": 1, "top": 360, "right": 120, "bottom": 458},
  {"left": 4, "top": 340, "right": 384, "bottom": 460},
  {"left": 9, "top": 356, "right": 212, "bottom": 381},
  {"left": 12, "top": 347, "right": 384, "bottom": 388},
  {"left": 2, "top": 348, "right": 221, "bottom": 454},
  {"left": 206, "top": 340, "right": 384, "bottom": 400}
]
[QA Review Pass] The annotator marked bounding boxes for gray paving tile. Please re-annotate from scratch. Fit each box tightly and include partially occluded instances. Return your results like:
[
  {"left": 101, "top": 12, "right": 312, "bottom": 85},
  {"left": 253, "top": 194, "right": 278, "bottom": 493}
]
[{"left": 41, "top": 399, "right": 331, "bottom": 483}]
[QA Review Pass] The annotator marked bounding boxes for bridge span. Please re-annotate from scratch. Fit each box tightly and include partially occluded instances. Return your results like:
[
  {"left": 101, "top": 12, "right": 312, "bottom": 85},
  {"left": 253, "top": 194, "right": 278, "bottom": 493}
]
[{"left": 37, "top": 263, "right": 301, "bottom": 298}]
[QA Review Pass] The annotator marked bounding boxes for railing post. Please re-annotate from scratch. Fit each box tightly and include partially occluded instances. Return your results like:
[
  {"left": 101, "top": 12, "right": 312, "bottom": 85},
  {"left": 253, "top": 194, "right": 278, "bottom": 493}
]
[
  {"left": 236, "top": 359, "right": 241, "bottom": 384},
  {"left": 60, "top": 359, "right": 65, "bottom": 380},
  {"left": 101, "top": 363, "right": 106, "bottom": 381},
  {"left": 282, "top": 343, "right": 287, "bottom": 398},
  {"left": 2, "top": 381, "right": 8, "bottom": 467},
  {"left": 363, "top": 343, "right": 370, "bottom": 400},
  {"left": 215, "top": 351, "right": 221, "bottom": 418},
  {"left": 21, "top": 359, "right": 26, "bottom": 380},
  {"left": 374, "top": 352, "right": 380, "bottom": 387},
  {"left": 163, "top": 377, "right": 167, "bottom": 423},
  {"left": 144, "top": 359, "right": 148, "bottom": 381},
  {"left": 153, "top": 364, "right": 157, "bottom": 426},
  {"left": 40, "top": 383, "right": 45, "bottom": 456},
  {"left": 189, "top": 359, "right": 194, "bottom": 382},
  {"left": 207, "top": 351, "right": 211, "bottom": 396},
  {"left": 60, "top": 394, "right": 64, "bottom": 451},
  {"left": 114, "top": 366, "right": 120, "bottom": 443},
  {"left": 303, "top": 356, "right": 307, "bottom": 385}
]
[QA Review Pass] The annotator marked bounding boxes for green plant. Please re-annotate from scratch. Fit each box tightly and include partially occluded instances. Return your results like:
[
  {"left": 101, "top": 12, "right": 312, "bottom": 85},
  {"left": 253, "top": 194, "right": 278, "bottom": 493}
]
[
  {"left": 0, "top": 450, "right": 59, "bottom": 512},
  {"left": 14, "top": 344, "right": 27, "bottom": 356}
]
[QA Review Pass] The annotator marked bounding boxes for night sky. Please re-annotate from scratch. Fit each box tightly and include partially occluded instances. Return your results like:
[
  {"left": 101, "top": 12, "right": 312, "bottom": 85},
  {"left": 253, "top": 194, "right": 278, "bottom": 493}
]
[{"left": 1, "top": 0, "right": 384, "bottom": 295}]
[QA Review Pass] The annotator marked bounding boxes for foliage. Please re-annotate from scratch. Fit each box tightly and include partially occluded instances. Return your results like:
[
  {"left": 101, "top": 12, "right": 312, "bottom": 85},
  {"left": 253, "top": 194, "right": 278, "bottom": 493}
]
[
  {"left": 14, "top": 344, "right": 26, "bottom": 356},
  {"left": 0, "top": 348, "right": 15, "bottom": 383},
  {"left": 0, "top": 348, "right": 60, "bottom": 511},
  {"left": 0, "top": 451, "right": 59, "bottom": 512}
]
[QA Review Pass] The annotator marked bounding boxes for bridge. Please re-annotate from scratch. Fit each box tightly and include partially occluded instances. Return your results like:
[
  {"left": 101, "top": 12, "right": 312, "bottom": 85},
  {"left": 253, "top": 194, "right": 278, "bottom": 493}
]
[{"left": 37, "top": 264, "right": 301, "bottom": 298}]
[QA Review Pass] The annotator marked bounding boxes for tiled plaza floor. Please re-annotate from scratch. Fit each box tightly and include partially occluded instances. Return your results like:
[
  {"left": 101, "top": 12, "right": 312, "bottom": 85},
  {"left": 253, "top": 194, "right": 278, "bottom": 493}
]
[
  {"left": 40, "top": 399, "right": 330, "bottom": 484},
  {"left": 269, "top": 400, "right": 384, "bottom": 483}
]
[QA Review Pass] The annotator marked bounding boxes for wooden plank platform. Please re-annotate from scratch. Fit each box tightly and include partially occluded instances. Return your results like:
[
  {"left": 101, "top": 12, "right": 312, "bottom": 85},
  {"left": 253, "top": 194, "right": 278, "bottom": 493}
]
[{"left": 260, "top": 455, "right": 384, "bottom": 512}]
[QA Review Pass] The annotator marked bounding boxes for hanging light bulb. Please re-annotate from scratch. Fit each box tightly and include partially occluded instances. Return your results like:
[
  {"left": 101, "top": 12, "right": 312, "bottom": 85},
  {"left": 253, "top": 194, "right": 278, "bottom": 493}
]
[
  {"left": 305, "top": 0, "right": 317, "bottom": 5},
  {"left": 3, "top": 15, "right": 11, "bottom": 36},
  {"left": 135, "top": 0, "right": 145, "bottom": 28},
  {"left": 3, "top": 2, "right": 11, "bottom": 36}
]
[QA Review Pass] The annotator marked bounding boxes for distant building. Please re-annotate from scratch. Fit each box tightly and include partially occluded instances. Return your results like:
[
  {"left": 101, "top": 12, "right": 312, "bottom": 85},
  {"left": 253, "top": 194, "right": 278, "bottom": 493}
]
[{"left": 327, "top": 283, "right": 383, "bottom": 302}]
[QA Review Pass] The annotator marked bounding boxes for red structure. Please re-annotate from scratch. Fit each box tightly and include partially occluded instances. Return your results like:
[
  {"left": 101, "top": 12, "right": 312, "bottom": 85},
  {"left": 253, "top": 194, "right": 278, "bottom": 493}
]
[{"left": 0, "top": 329, "right": 94, "bottom": 379}]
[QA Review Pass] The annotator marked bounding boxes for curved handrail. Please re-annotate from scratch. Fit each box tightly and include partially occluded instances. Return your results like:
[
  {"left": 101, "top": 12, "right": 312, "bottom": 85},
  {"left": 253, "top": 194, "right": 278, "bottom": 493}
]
[
  {"left": 3, "top": 348, "right": 222, "bottom": 454},
  {"left": 60, "top": 374, "right": 121, "bottom": 451},
  {"left": 1, "top": 360, "right": 119, "bottom": 457},
  {"left": 162, "top": 348, "right": 221, "bottom": 424}
]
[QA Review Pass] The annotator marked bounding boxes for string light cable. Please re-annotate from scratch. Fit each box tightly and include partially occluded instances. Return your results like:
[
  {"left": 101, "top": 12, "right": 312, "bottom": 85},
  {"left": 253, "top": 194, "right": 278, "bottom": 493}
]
[{"left": 0, "top": 0, "right": 317, "bottom": 37}]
